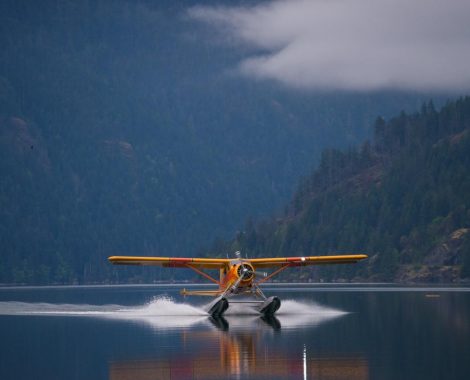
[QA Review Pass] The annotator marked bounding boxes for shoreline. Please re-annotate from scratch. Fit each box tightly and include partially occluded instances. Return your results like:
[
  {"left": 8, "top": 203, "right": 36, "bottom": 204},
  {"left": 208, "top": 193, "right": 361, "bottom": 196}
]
[{"left": 1, "top": 282, "right": 469, "bottom": 290}]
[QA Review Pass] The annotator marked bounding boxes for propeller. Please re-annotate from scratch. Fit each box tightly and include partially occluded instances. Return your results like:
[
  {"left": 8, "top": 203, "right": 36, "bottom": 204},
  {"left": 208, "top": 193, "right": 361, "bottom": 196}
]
[{"left": 236, "top": 263, "right": 267, "bottom": 279}]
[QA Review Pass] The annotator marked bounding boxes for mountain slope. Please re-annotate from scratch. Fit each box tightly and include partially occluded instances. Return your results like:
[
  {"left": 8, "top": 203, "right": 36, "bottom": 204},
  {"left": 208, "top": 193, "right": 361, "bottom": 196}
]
[
  {"left": 0, "top": 0, "right": 445, "bottom": 284},
  {"left": 219, "top": 98, "right": 470, "bottom": 283}
]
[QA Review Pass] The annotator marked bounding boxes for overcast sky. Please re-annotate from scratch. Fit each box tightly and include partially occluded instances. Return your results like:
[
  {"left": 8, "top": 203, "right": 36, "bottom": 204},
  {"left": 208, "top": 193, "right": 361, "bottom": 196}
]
[{"left": 188, "top": 0, "right": 470, "bottom": 92}]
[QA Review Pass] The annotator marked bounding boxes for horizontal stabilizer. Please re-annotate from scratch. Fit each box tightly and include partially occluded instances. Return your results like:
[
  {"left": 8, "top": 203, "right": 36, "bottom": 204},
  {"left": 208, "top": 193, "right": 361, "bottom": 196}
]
[{"left": 180, "top": 289, "right": 222, "bottom": 297}]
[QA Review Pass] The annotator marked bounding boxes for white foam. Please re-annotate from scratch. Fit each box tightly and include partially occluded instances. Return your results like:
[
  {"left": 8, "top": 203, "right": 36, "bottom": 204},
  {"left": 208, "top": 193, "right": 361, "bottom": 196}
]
[
  {"left": 276, "top": 299, "right": 347, "bottom": 328},
  {"left": 116, "top": 296, "right": 207, "bottom": 317},
  {"left": 278, "top": 299, "right": 345, "bottom": 316},
  {"left": 111, "top": 296, "right": 209, "bottom": 329}
]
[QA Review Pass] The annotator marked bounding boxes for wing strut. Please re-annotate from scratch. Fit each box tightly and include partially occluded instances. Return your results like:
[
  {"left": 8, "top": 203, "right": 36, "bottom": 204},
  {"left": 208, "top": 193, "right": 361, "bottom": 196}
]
[
  {"left": 185, "top": 264, "right": 220, "bottom": 285},
  {"left": 255, "top": 264, "right": 289, "bottom": 285}
]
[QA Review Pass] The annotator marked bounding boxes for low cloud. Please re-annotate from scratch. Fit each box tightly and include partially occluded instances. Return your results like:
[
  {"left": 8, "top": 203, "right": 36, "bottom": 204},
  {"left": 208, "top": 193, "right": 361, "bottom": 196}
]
[{"left": 188, "top": 0, "right": 470, "bottom": 92}]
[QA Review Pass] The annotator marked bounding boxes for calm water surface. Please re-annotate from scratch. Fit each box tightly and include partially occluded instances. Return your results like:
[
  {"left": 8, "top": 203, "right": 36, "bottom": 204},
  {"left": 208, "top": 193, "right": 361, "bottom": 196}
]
[{"left": 0, "top": 284, "right": 469, "bottom": 380}]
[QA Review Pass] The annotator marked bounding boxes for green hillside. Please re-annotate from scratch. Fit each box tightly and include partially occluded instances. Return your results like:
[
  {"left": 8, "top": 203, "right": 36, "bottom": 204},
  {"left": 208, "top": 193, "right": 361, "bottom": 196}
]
[{"left": 217, "top": 98, "right": 470, "bottom": 283}]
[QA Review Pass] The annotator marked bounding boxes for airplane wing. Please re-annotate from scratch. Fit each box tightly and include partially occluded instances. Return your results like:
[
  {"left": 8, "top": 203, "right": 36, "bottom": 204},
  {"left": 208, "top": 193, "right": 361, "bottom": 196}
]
[
  {"left": 109, "top": 254, "right": 367, "bottom": 269},
  {"left": 108, "top": 256, "right": 230, "bottom": 269},
  {"left": 247, "top": 254, "right": 368, "bottom": 268}
]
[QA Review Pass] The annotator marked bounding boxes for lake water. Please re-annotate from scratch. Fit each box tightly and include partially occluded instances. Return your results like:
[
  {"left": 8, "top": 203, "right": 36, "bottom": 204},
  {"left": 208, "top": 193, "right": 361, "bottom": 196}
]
[{"left": 0, "top": 284, "right": 469, "bottom": 380}]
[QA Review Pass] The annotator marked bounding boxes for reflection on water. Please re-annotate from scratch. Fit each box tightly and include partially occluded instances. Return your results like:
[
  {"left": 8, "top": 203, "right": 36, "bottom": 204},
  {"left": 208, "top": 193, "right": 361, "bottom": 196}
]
[
  {"left": 0, "top": 294, "right": 360, "bottom": 379},
  {"left": 109, "top": 315, "right": 368, "bottom": 380},
  {"left": 1, "top": 285, "right": 469, "bottom": 380},
  {"left": 106, "top": 299, "right": 362, "bottom": 380}
]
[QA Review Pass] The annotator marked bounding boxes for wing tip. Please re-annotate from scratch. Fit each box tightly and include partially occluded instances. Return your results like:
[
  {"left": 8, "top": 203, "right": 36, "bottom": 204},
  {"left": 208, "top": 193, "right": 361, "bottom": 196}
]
[{"left": 108, "top": 256, "right": 122, "bottom": 264}]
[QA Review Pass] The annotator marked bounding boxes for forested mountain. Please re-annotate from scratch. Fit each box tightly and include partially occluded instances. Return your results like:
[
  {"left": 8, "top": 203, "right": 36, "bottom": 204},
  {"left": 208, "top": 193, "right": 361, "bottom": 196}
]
[
  {"left": 217, "top": 97, "right": 470, "bottom": 283},
  {"left": 0, "top": 0, "right": 446, "bottom": 284}
]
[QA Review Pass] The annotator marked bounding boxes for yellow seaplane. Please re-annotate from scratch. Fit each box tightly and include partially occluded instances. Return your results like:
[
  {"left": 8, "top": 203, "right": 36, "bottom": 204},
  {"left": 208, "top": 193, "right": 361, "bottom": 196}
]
[{"left": 108, "top": 251, "right": 367, "bottom": 317}]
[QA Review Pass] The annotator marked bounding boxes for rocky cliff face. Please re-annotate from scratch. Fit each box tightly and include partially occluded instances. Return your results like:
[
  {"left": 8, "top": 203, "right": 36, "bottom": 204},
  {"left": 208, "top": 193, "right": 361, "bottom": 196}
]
[{"left": 396, "top": 228, "right": 469, "bottom": 283}]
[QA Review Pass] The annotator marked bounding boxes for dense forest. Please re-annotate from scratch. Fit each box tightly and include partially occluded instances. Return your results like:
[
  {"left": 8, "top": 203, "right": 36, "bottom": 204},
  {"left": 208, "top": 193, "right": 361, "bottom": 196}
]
[
  {"left": 0, "top": 0, "right": 451, "bottom": 284},
  {"left": 215, "top": 97, "right": 470, "bottom": 283}
]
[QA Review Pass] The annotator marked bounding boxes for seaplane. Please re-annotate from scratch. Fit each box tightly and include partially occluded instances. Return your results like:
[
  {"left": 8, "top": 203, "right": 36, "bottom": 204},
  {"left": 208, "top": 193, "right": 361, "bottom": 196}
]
[{"left": 108, "top": 251, "right": 367, "bottom": 317}]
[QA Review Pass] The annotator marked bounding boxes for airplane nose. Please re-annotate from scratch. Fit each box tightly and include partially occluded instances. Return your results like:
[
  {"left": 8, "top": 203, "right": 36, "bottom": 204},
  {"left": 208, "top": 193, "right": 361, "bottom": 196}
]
[{"left": 237, "top": 263, "right": 254, "bottom": 280}]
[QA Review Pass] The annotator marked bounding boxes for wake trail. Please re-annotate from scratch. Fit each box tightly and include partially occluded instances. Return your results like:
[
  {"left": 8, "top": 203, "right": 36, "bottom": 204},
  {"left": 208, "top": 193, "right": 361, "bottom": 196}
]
[
  {"left": 0, "top": 297, "right": 346, "bottom": 329},
  {"left": 0, "top": 296, "right": 205, "bottom": 317}
]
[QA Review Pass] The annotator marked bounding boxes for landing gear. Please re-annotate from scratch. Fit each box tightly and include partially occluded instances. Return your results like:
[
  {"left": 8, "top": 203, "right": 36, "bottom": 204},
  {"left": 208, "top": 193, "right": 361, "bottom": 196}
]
[
  {"left": 205, "top": 294, "right": 281, "bottom": 318},
  {"left": 207, "top": 296, "right": 229, "bottom": 317},
  {"left": 259, "top": 296, "right": 281, "bottom": 316}
]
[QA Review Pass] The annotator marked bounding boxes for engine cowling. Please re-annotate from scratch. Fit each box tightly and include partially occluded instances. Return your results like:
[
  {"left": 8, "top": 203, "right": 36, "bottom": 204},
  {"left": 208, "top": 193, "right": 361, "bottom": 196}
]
[{"left": 235, "top": 263, "right": 255, "bottom": 281}]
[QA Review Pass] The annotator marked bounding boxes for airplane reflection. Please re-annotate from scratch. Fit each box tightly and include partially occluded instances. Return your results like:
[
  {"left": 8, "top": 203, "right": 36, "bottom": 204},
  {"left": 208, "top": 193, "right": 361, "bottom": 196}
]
[
  {"left": 109, "top": 316, "right": 368, "bottom": 380},
  {"left": 210, "top": 314, "right": 280, "bottom": 331}
]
